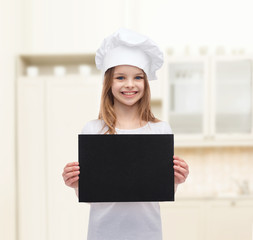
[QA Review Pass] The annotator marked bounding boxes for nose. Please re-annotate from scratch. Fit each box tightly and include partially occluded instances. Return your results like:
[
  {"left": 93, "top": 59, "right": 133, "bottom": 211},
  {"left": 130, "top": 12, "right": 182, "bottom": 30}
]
[{"left": 125, "top": 78, "right": 134, "bottom": 88}]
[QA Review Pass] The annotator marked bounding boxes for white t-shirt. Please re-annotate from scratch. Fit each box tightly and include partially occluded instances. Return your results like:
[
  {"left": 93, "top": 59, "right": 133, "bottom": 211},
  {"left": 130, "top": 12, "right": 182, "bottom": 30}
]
[{"left": 81, "top": 119, "right": 173, "bottom": 240}]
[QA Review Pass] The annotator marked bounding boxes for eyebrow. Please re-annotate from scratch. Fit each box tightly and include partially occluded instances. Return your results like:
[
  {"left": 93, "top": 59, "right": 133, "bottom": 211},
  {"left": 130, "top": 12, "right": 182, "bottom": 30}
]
[{"left": 114, "top": 72, "right": 144, "bottom": 75}]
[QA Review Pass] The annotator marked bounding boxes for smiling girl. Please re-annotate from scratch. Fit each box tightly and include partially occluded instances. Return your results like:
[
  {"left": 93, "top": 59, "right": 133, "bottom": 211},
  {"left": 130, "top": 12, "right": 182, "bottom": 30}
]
[{"left": 62, "top": 28, "right": 189, "bottom": 240}]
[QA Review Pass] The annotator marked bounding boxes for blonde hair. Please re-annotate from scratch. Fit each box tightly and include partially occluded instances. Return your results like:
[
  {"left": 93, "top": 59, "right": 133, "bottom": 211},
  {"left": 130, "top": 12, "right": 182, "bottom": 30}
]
[{"left": 98, "top": 67, "right": 160, "bottom": 134}]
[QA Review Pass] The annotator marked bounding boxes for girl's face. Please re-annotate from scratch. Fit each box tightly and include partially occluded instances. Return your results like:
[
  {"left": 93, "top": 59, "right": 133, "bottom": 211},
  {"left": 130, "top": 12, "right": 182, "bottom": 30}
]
[{"left": 111, "top": 65, "right": 145, "bottom": 108}]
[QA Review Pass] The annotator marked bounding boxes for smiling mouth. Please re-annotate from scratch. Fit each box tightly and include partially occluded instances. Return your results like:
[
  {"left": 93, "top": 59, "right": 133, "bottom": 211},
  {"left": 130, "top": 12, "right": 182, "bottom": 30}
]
[{"left": 121, "top": 91, "right": 138, "bottom": 95}]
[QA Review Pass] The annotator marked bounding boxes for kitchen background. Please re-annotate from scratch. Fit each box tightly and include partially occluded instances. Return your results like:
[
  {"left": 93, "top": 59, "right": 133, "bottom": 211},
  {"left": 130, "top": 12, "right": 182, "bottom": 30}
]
[{"left": 1, "top": 0, "right": 253, "bottom": 240}]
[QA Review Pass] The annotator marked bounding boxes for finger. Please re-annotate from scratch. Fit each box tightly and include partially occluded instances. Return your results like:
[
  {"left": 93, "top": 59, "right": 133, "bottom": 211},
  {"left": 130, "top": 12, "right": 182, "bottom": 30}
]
[
  {"left": 63, "top": 165, "right": 80, "bottom": 175},
  {"left": 64, "top": 170, "right": 80, "bottom": 182},
  {"left": 64, "top": 171, "right": 80, "bottom": 182},
  {"left": 173, "top": 165, "right": 188, "bottom": 177},
  {"left": 66, "top": 176, "right": 79, "bottom": 186},
  {"left": 174, "top": 168, "right": 187, "bottom": 180},
  {"left": 63, "top": 164, "right": 80, "bottom": 177},
  {"left": 174, "top": 171, "right": 186, "bottom": 183},
  {"left": 174, "top": 172, "right": 185, "bottom": 180},
  {"left": 173, "top": 156, "right": 184, "bottom": 163},
  {"left": 173, "top": 156, "right": 186, "bottom": 165},
  {"left": 65, "top": 162, "right": 79, "bottom": 169},
  {"left": 173, "top": 163, "right": 188, "bottom": 172},
  {"left": 173, "top": 159, "right": 189, "bottom": 170}
]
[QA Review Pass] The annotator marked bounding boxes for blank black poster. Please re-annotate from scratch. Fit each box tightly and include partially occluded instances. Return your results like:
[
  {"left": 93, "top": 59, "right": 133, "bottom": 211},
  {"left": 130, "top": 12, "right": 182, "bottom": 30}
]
[{"left": 78, "top": 134, "right": 174, "bottom": 202}]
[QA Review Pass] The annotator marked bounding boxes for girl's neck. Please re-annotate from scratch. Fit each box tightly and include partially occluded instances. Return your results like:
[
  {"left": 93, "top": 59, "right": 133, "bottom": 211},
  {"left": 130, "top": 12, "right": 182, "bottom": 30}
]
[{"left": 114, "top": 103, "right": 147, "bottom": 129}]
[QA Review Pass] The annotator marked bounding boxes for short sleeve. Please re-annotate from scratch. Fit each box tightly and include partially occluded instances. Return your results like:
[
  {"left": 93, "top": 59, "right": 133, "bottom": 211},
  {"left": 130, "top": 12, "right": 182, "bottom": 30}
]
[
  {"left": 161, "top": 121, "right": 173, "bottom": 134},
  {"left": 81, "top": 119, "right": 107, "bottom": 134},
  {"left": 81, "top": 121, "right": 93, "bottom": 134}
]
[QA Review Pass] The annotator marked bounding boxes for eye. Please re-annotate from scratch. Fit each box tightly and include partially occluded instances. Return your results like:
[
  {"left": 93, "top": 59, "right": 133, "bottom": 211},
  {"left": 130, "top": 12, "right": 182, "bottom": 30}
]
[
  {"left": 116, "top": 76, "right": 124, "bottom": 80},
  {"left": 135, "top": 76, "right": 143, "bottom": 80}
]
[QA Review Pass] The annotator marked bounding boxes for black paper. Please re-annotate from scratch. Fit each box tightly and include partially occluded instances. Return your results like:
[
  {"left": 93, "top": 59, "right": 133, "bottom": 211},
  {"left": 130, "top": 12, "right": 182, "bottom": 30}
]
[{"left": 78, "top": 134, "right": 174, "bottom": 202}]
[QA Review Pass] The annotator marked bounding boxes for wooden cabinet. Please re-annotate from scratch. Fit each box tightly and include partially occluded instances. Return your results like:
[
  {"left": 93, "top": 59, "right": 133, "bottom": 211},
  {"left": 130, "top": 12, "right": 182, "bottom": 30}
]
[{"left": 160, "top": 198, "right": 253, "bottom": 240}]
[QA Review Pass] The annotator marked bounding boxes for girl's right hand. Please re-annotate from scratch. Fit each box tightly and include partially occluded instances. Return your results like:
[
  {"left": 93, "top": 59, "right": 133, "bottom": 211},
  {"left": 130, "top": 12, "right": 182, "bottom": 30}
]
[{"left": 62, "top": 162, "right": 80, "bottom": 189}]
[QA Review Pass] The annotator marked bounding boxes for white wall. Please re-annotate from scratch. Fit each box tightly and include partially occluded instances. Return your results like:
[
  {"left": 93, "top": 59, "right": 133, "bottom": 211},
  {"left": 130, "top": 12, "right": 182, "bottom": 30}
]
[
  {"left": 138, "top": 0, "right": 253, "bottom": 53},
  {"left": 0, "top": 0, "right": 23, "bottom": 240},
  {"left": 23, "top": 0, "right": 253, "bottom": 54},
  {"left": 23, "top": 0, "right": 139, "bottom": 53}
]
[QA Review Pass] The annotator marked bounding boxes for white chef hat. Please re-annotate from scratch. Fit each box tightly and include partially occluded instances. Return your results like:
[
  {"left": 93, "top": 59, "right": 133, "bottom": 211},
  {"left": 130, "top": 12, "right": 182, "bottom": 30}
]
[{"left": 95, "top": 28, "right": 164, "bottom": 81}]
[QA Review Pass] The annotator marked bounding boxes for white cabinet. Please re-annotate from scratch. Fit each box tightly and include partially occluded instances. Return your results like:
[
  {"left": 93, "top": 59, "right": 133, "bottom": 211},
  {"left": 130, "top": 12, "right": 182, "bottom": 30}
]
[
  {"left": 18, "top": 75, "right": 101, "bottom": 240},
  {"left": 46, "top": 76, "right": 101, "bottom": 240},
  {"left": 211, "top": 57, "right": 253, "bottom": 138},
  {"left": 163, "top": 55, "right": 253, "bottom": 146},
  {"left": 160, "top": 198, "right": 253, "bottom": 240},
  {"left": 205, "top": 199, "right": 253, "bottom": 240},
  {"left": 17, "top": 54, "right": 102, "bottom": 240},
  {"left": 17, "top": 76, "right": 47, "bottom": 240},
  {"left": 164, "top": 57, "right": 209, "bottom": 136},
  {"left": 160, "top": 201, "right": 205, "bottom": 240}
]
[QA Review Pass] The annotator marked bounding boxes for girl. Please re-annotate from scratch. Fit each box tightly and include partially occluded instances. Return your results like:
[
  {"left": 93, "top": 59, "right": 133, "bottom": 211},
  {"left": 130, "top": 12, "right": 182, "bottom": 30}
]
[{"left": 62, "top": 28, "right": 189, "bottom": 240}]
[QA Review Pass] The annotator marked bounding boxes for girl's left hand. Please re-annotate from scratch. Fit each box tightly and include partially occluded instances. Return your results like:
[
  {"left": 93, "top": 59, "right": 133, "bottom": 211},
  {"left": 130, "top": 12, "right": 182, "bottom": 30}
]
[{"left": 173, "top": 155, "right": 189, "bottom": 185}]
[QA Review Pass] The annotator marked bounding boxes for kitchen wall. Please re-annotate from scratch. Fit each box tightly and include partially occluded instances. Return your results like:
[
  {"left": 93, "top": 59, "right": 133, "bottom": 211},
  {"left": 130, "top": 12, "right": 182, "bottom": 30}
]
[
  {"left": 22, "top": 0, "right": 253, "bottom": 54},
  {"left": 175, "top": 147, "right": 253, "bottom": 198},
  {"left": 0, "top": 1, "right": 24, "bottom": 240}
]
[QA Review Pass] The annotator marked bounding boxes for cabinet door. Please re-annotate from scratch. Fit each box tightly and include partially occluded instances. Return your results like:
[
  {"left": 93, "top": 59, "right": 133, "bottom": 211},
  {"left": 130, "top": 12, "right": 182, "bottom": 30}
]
[
  {"left": 17, "top": 77, "right": 47, "bottom": 240},
  {"left": 213, "top": 58, "right": 252, "bottom": 135},
  {"left": 46, "top": 76, "right": 101, "bottom": 240},
  {"left": 18, "top": 75, "right": 102, "bottom": 240},
  {"left": 165, "top": 58, "right": 209, "bottom": 136},
  {"left": 160, "top": 201, "right": 205, "bottom": 240},
  {"left": 206, "top": 200, "right": 253, "bottom": 240}
]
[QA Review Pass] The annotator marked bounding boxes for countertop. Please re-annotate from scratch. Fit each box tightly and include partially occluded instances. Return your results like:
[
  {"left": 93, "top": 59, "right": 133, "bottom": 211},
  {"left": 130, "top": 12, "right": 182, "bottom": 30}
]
[{"left": 173, "top": 194, "right": 253, "bottom": 201}]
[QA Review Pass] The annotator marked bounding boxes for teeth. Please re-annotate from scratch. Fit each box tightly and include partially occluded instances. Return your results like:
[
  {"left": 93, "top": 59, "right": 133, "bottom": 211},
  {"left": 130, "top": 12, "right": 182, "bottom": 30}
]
[{"left": 122, "top": 92, "right": 136, "bottom": 95}]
